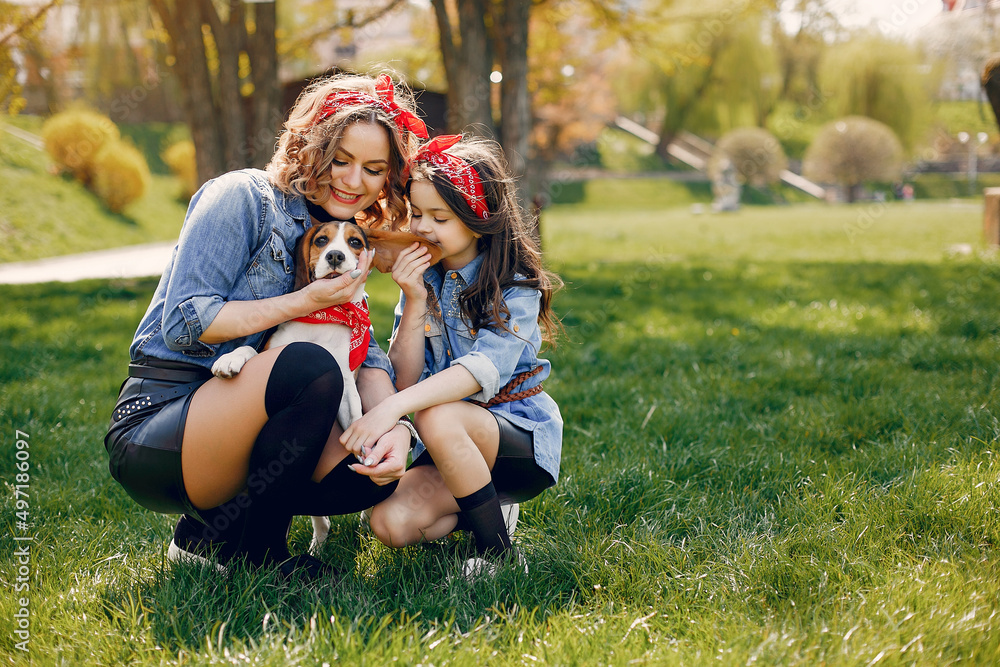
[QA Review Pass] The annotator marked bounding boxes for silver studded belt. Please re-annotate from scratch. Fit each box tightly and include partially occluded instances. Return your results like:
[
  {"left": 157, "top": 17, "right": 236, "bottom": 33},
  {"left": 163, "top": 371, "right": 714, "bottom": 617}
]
[{"left": 112, "top": 382, "right": 203, "bottom": 423}]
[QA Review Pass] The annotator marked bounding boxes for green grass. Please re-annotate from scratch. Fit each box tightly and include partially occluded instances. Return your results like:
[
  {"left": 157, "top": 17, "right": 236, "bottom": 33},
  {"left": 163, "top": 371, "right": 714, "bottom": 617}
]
[
  {"left": 933, "top": 100, "right": 998, "bottom": 139},
  {"left": 0, "top": 121, "right": 189, "bottom": 263},
  {"left": 3, "top": 198, "right": 1000, "bottom": 664}
]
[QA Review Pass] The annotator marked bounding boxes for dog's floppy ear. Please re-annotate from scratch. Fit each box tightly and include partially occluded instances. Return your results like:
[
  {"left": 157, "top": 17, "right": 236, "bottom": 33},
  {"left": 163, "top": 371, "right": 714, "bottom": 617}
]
[
  {"left": 364, "top": 228, "right": 443, "bottom": 273},
  {"left": 293, "top": 225, "right": 319, "bottom": 291}
]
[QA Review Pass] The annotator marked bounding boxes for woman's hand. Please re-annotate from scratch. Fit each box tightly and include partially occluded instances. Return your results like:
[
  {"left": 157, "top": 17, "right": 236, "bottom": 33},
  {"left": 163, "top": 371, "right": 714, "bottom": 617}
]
[
  {"left": 301, "top": 248, "right": 374, "bottom": 311},
  {"left": 347, "top": 423, "right": 410, "bottom": 485},
  {"left": 340, "top": 400, "right": 403, "bottom": 459},
  {"left": 390, "top": 243, "right": 431, "bottom": 302}
]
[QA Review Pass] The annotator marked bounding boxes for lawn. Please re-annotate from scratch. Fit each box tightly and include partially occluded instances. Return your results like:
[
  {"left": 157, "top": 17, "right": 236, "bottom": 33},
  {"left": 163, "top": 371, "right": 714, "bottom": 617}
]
[
  {"left": 0, "top": 121, "right": 189, "bottom": 263},
  {"left": 2, "top": 198, "right": 1000, "bottom": 665}
]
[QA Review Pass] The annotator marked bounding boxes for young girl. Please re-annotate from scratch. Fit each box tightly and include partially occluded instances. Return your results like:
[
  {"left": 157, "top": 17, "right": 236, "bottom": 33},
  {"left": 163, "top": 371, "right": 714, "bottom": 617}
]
[
  {"left": 104, "top": 73, "right": 427, "bottom": 579},
  {"left": 340, "top": 135, "right": 563, "bottom": 576}
]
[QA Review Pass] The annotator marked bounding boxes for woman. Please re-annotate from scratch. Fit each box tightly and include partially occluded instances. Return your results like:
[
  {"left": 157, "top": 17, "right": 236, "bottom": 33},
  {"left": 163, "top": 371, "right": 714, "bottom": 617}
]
[{"left": 105, "top": 73, "right": 426, "bottom": 579}]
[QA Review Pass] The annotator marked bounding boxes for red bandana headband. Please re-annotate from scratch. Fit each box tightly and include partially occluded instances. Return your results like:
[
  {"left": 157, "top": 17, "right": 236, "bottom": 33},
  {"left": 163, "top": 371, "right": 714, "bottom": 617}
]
[
  {"left": 412, "top": 135, "right": 489, "bottom": 220},
  {"left": 313, "top": 74, "right": 428, "bottom": 140}
]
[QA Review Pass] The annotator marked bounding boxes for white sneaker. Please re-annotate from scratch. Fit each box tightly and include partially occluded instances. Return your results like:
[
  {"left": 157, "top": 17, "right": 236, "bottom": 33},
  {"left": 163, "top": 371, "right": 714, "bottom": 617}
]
[
  {"left": 167, "top": 539, "right": 227, "bottom": 573},
  {"left": 460, "top": 548, "right": 528, "bottom": 581},
  {"left": 501, "top": 502, "right": 519, "bottom": 537}
]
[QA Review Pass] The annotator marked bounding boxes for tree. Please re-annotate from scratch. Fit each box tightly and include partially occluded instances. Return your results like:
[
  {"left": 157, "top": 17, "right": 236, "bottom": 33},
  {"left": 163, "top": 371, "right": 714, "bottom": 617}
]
[
  {"left": 818, "top": 35, "right": 932, "bottom": 152},
  {"left": 771, "top": 0, "right": 843, "bottom": 107},
  {"left": 803, "top": 116, "right": 903, "bottom": 203},
  {"left": 607, "top": 0, "right": 779, "bottom": 159},
  {"left": 144, "top": 0, "right": 408, "bottom": 187},
  {"left": 0, "top": 0, "right": 60, "bottom": 114},
  {"left": 431, "top": 0, "right": 494, "bottom": 136},
  {"left": 148, "top": 0, "right": 279, "bottom": 185},
  {"left": 709, "top": 127, "right": 787, "bottom": 187},
  {"left": 430, "top": 0, "right": 534, "bottom": 217}
]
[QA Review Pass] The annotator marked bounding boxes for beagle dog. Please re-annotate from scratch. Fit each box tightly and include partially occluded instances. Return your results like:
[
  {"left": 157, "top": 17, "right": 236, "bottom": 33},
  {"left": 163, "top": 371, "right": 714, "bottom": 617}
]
[{"left": 210, "top": 221, "right": 441, "bottom": 548}]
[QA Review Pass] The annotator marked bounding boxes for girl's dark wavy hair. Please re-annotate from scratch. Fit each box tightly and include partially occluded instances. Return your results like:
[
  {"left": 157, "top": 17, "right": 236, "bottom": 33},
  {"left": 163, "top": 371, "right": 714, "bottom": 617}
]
[{"left": 409, "top": 136, "right": 563, "bottom": 345}]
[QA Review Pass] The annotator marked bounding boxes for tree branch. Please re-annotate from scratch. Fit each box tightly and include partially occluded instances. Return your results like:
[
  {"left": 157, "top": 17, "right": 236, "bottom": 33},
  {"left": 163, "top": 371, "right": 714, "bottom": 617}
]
[
  {"left": 281, "top": 0, "right": 408, "bottom": 55},
  {"left": 0, "top": 0, "right": 61, "bottom": 48}
]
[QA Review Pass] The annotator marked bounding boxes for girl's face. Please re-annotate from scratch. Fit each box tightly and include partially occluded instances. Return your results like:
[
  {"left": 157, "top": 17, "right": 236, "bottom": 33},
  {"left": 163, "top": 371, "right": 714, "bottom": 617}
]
[
  {"left": 409, "top": 180, "right": 479, "bottom": 270},
  {"left": 320, "top": 121, "right": 391, "bottom": 220}
]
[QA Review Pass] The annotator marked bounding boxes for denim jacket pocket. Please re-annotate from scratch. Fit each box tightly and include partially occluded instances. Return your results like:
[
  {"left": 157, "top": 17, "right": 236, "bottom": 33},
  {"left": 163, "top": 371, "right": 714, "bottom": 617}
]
[
  {"left": 246, "top": 231, "right": 294, "bottom": 300},
  {"left": 425, "top": 316, "right": 444, "bottom": 338}
]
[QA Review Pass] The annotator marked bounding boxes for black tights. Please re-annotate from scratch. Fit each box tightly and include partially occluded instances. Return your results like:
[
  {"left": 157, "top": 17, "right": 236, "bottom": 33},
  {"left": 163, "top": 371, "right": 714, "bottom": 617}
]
[
  {"left": 290, "top": 454, "right": 399, "bottom": 517},
  {"left": 190, "top": 342, "right": 343, "bottom": 565}
]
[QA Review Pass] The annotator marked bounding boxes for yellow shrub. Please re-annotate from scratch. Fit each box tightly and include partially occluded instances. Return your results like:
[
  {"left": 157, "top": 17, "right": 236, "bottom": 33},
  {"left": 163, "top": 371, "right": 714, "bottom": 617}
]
[
  {"left": 92, "top": 140, "right": 151, "bottom": 213},
  {"left": 41, "top": 109, "right": 119, "bottom": 185},
  {"left": 162, "top": 140, "right": 197, "bottom": 199}
]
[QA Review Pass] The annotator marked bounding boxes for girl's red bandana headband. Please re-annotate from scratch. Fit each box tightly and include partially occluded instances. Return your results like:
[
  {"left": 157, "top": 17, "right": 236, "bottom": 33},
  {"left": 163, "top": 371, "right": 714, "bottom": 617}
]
[
  {"left": 313, "top": 74, "right": 428, "bottom": 140},
  {"left": 412, "top": 135, "right": 489, "bottom": 220}
]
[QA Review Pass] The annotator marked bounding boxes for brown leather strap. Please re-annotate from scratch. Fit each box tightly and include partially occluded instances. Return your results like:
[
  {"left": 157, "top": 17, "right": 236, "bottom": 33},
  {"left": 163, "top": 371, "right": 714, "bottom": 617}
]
[{"left": 470, "top": 365, "right": 543, "bottom": 408}]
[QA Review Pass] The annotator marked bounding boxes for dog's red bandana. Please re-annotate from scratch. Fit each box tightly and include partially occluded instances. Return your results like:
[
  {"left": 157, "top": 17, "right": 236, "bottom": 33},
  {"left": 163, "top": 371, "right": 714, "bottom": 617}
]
[
  {"left": 313, "top": 74, "right": 428, "bottom": 139},
  {"left": 412, "top": 135, "right": 490, "bottom": 220},
  {"left": 293, "top": 301, "right": 371, "bottom": 371}
]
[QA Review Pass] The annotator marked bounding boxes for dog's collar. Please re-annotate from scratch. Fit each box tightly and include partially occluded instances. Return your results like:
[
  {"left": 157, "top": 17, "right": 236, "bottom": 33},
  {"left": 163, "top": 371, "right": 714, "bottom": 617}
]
[{"left": 306, "top": 201, "right": 346, "bottom": 223}]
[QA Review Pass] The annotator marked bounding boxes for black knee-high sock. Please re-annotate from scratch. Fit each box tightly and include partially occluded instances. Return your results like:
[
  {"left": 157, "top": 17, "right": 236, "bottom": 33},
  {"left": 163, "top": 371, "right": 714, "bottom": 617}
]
[
  {"left": 455, "top": 481, "right": 511, "bottom": 558},
  {"left": 243, "top": 342, "right": 344, "bottom": 563},
  {"left": 290, "top": 455, "right": 399, "bottom": 517}
]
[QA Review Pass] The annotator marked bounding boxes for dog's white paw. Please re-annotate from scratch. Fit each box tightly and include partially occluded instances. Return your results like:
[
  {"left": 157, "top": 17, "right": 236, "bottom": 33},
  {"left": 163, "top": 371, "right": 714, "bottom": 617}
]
[
  {"left": 310, "top": 515, "right": 331, "bottom": 552},
  {"left": 212, "top": 346, "right": 257, "bottom": 378}
]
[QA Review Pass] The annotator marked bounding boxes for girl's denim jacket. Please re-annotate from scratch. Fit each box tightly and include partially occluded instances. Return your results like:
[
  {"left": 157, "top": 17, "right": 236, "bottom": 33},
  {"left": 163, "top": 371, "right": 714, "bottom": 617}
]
[
  {"left": 391, "top": 253, "right": 563, "bottom": 481},
  {"left": 129, "top": 169, "right": 394, "bottom": 378}
]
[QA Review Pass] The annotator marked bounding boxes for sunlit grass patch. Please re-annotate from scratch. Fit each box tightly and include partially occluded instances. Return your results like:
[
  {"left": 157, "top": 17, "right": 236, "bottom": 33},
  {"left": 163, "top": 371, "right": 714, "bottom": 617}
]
[{"left": 2, "top": 197, "right": 1000, "bottom": 663}]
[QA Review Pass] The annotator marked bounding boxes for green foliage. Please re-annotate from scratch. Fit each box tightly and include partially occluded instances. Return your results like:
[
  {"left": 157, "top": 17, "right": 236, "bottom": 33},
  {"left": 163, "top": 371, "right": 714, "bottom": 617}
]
[
  {"left": 119, "top": 121, "right": 191, "bottom": 176},
  {"left": 41, "top": 107, "right": 120, "bottom": 184},
  {"left": 710, "top": 127, "right": 788, "bottom": 187},
  {"left": 933, "top": 100, "right": 999, "bottom": 138},
  {"left": 594, "top": 127, "right": 671, "bottom": 173},
  {"left": 0, "top": 128, "right": 187, "bottom": 262},
  {"left": 161, "top": 140, "right": 197, "bottom": 199},
  {"left": 767, "top": 99, "right": 831, "bottom": 160},
  {"left": 92, "top": 139, "right": 151, "bottom": 213},
  {"left": 818, "top": 36, "right": 933, "bottom": 152},
  {"left": 804, "top": 116, "right": 904, "bottom": 199},
  {"left": 2, "top": 199, "right": 999, "bottom": 664},
  {"left": 39, "top": 108, "right": 154, "bottom": 213}
]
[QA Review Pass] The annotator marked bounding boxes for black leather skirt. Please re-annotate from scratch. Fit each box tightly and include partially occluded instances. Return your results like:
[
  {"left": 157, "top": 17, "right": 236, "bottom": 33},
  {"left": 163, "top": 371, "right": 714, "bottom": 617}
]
[
  {"left": 410, "top": 411, "right": 555, "bottom": 504},
  {"left": 104, "top": 360, "right": 213, "bottom": 516}
]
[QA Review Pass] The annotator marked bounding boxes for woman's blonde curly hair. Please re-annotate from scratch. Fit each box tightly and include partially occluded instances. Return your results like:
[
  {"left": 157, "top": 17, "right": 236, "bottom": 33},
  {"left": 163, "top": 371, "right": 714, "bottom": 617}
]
[{"left": 266, "top": 73, "right": 420, "bottom": 230}]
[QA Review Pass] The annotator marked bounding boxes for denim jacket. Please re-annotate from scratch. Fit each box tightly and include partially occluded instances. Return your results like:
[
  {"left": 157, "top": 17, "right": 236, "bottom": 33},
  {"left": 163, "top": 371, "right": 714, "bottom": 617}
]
[
  {"left": 129, "top": 169, "right": 394, "bottom": 378},
  {"left": 391, "top": 253, "right": 563, "bottom": 481}
]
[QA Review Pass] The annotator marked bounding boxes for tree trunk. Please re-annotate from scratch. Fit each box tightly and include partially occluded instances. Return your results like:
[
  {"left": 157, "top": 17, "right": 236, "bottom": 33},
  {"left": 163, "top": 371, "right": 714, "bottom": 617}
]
[
  {"left": 494, "top": 0, "right": 532, "bottom": 223},
  {"left": 248, "top": 2, "right": 280, "bottom": 169},
  {"left": 151, "top": 0, "right": 225, "bottom": 185},
  {"left": 151, "top": 0, "right": 281, "bottom": 187},
  {"left": 432, "top": 0, "right": 494, "bottom": 135},
  {"left": 198, "top": 0, "right": 246, "bottom": 173},
  {"left": 655, "top": 38, "right": 726, "bottom": 161}
]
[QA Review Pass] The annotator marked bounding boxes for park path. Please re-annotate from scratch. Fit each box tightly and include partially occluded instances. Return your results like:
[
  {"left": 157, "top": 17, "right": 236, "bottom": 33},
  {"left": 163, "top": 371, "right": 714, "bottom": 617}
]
[{"left": 0, "top": 241, "right": 175, "bottom": 285}]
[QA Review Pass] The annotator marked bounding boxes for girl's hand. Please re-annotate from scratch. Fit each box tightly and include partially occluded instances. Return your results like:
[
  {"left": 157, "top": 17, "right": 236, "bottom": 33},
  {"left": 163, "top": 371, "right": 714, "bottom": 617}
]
[
  {"left": 340, "top": 400, "right": 402, "bottom": 458},
  {"left": 390, "top": 243, "right": 431, "bottom": 301},
  {"left": 301, "top": 249, "right": 374, "bottom": 311},
  {"left": 346, "top": 423, "right": 410, "bottom": 485}
]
